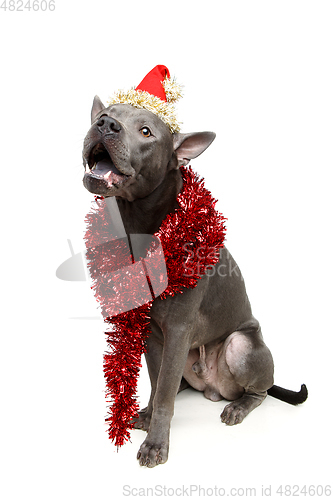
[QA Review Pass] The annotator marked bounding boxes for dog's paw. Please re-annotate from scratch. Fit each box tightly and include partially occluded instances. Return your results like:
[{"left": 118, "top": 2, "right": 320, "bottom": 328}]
[
  {"left": 137, "top": 439, "right": 169, "bottom": 468},
  {"left": 220, "top": 401, "right": 247, "bottom": 426},
  {"left": 132, "top": 407, "right": 152, "bottom": 432}
]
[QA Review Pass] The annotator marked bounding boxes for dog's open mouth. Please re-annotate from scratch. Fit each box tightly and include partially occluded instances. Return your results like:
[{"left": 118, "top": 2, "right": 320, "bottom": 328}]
[{"left": 85, "top": 143, "right": 130, "bottom": 187}]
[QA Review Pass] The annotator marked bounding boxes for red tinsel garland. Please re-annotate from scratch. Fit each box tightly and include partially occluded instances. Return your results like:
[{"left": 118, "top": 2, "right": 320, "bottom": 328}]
[{"left": 84, "top": 166, "right": 227, "bottom": 447}]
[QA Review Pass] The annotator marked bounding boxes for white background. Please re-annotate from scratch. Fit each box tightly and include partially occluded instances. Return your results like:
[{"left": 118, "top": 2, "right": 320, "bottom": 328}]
[{"left": 1, "top": 1, "right": 332, "bottom": 498}]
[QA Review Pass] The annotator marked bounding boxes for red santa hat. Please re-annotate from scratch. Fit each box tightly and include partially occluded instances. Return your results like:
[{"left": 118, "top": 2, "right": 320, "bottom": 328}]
[{"left": 107, "top": 65, "right": 182, "bottom": 133}]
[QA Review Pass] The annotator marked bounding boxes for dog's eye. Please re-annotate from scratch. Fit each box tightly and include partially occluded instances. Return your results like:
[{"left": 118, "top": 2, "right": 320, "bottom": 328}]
[{"left": 140, "top": 127, "right": 151, "bottom": 137}]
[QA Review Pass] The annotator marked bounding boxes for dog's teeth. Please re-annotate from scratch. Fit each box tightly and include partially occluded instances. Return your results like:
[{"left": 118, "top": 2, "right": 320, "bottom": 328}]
[{"left": 104, "top": 171, "right": 112, "bottom": 179}]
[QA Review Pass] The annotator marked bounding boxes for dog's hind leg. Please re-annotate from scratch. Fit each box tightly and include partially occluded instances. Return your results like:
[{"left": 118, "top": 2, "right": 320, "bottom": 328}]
[{"left": 220, "top": 327, "right": 274, "bottom": 425}]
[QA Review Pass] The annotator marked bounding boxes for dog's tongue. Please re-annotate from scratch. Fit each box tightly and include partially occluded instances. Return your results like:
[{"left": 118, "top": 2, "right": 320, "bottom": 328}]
[{"left": 94, "top": 158, "right": 125, "bottom": 185}]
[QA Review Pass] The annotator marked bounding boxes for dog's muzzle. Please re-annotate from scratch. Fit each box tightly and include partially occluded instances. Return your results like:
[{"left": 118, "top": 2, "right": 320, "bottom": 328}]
[{"left": 83, "top": 117, "right": 134, "bottom": 195}]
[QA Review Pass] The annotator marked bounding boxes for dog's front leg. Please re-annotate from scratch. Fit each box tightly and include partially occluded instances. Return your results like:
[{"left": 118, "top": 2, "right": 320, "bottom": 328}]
[
  {"left": 133, "top": 328, "right": 163, "bottom": 432},
  {"left": 137, "top": 331, "right": 190, "bottom": 467}
]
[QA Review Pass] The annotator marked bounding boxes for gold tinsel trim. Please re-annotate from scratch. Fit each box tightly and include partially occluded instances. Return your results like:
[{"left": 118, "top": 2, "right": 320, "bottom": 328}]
[
  {"left": 107, "top": 77, "right": 183, "bottom": 134},
  {"left": 162, "top": 76, "right": 183, "bottom": 103}
]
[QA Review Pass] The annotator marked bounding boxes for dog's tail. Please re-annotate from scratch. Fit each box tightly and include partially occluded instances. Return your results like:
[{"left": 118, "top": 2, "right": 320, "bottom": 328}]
[{"left": 267, "top": 384, "right": 308, "bottom": 405}]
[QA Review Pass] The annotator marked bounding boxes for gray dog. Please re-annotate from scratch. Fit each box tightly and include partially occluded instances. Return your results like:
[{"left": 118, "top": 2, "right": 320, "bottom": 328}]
[{"left": 82, "top": 96, "right": 307, "bottom": 468}]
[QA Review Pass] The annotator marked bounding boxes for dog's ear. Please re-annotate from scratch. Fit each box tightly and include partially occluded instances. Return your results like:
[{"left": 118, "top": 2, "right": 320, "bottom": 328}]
[
  {"left": 91, "top": 95, "right": 106, "bottom": 124},
  {"left": 173, "top": 132, "right": 216, "bottom": 168}
]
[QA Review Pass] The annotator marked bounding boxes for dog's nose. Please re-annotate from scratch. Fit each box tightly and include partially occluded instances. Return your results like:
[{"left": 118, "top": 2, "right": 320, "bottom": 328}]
[{"left": 96, "top": 115, "right": 121, "bottom": 134}]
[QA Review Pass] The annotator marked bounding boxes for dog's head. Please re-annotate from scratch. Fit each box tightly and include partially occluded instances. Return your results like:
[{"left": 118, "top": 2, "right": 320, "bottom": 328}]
[{"left": 83, "top": 96, "right": 215, "bottom": 201}]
